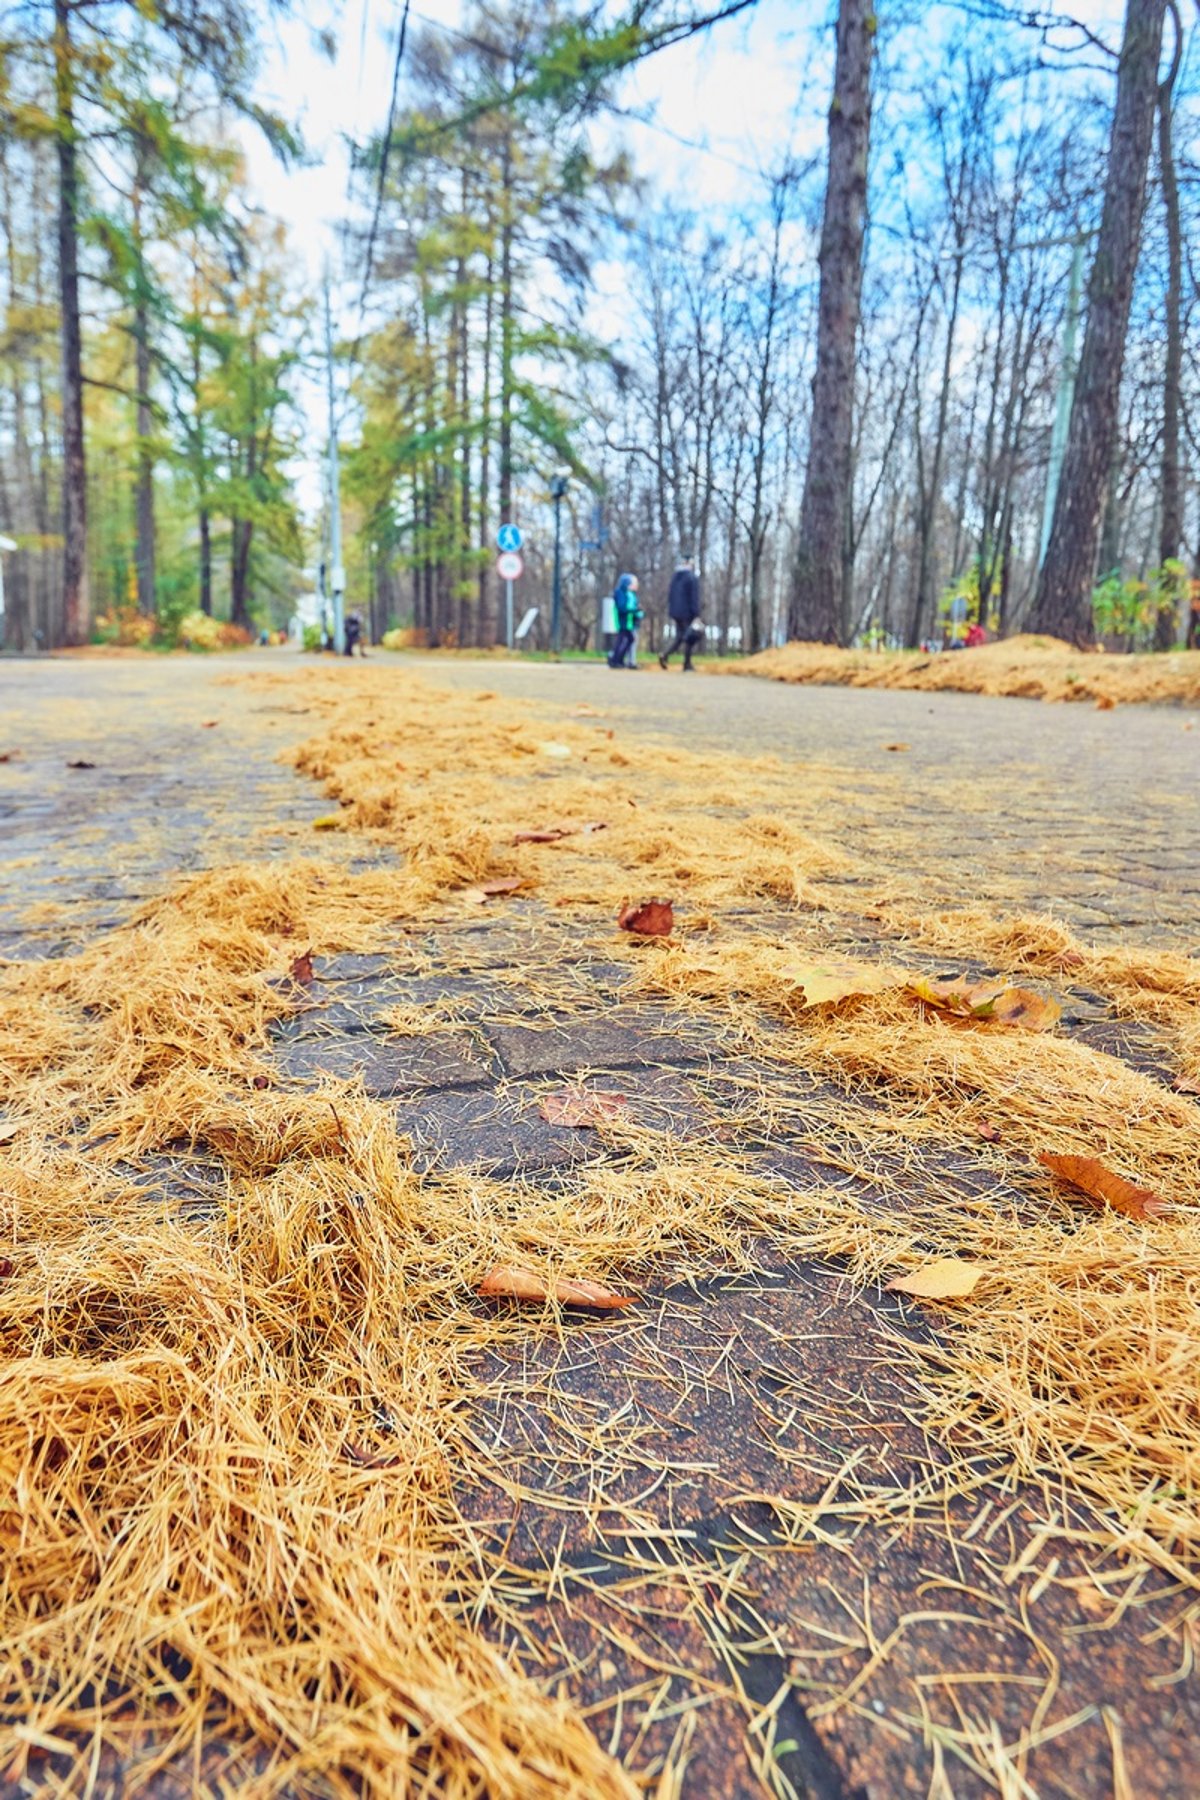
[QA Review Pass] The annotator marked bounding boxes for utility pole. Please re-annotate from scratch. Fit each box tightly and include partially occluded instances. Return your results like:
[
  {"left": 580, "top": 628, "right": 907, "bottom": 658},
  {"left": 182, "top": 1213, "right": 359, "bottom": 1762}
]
[
  {"left": 550, "top": 471, "right": 569, "bottom": 655},
  {"left": 324, "top": 277, "right": 346, "bottom": 655},
  {"left": 1038, "top": 233, "right": 1086, "bottom": 569}
]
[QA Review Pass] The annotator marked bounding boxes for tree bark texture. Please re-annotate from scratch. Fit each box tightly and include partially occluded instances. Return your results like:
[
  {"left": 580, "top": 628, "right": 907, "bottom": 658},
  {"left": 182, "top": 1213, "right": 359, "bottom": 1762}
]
[
  {"left": 54, "top": 0, "right": 89, "bottom": 645},
  {"left": 1154, "top": 0, "right": 1182, "bottom": 649},
  {"left": 1031, "top": 0, "right": 1166, "bottom": 647},
  {"left": 132, "top": 150, "right": 156, "bottom": 618},
  {"left": 789, "top": 0, "right": 873, "bottom": 645}
]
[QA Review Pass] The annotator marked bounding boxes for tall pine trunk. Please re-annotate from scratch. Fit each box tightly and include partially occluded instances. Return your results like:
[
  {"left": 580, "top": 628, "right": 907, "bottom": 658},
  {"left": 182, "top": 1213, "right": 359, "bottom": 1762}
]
[
  {"left": 132, "top": 146, "right": 155, "bottom": 618},
  {"left": 54, "top": 0, "right": 89, "bottom": 645},
  {"left": 477, "top": 249, "right": 494, "bottom": 645},
  {"left": 789, "top": 0, "right": 873, "bottom": 644},
  {"left": 1154, "top": 2, "right": 1182, "bottom": 649},
  {"left": 1031, "top": 0, "right": 1166, "bottom": 647}
]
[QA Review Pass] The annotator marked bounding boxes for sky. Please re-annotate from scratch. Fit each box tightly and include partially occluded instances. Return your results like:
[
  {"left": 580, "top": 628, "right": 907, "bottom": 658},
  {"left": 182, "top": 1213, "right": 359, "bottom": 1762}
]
[{"left": 246, "top": 0, "right": 815, "bottom": 284}]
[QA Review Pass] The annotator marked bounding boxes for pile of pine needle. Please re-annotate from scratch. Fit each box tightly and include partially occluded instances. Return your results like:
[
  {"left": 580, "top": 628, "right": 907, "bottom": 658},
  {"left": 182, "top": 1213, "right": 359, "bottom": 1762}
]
[{"left": 2, "top": 664, "right": 1198, "bottom": 1793}]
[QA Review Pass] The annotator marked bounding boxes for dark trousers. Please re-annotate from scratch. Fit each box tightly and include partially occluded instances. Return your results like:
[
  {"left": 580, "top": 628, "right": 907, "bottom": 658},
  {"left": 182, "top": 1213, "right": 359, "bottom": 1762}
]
[
  {"left": 661, "top": 623, "right": 700, "bottom": 667},
  {"left": 608, "top": 628, "right": 636, "bottom": 667}
]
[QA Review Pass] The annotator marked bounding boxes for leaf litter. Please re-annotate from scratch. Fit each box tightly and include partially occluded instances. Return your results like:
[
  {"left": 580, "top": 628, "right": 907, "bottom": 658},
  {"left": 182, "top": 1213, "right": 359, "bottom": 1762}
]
[{"left": 2, "top": 663, "right": 1199, "bottom": 1793}]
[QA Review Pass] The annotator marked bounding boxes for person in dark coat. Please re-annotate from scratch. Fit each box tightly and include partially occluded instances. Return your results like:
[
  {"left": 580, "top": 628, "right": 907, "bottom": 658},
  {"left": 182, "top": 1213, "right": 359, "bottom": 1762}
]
[
  {"left": 658, "top": 556, "right": 703, "bottom": 670},
  {"left": 607, "top": 573, "right": 642, "bottom": 669}
]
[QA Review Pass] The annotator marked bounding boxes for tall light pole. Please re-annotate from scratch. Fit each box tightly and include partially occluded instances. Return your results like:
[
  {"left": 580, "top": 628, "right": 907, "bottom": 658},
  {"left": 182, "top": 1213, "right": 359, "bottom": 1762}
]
[{"left": 550, "top": 470, "right": 569, "bottom": 655}]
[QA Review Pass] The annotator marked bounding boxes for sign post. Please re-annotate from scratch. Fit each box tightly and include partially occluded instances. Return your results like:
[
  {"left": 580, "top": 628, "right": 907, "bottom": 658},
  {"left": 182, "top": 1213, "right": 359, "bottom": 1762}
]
[{"left": 496, "top": 525, "right": 523, "bottom": 648}]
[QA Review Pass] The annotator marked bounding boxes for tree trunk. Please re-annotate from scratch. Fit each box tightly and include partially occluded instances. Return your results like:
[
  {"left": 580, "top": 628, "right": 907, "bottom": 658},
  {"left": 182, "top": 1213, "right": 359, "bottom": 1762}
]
[
  {"left": 199, "top": 508, "right": 212, "bottom": 615},
  {"left": 1031, "top": 0, "right": 1166, "bottom": 647},
  {"left": 478, "top": 249, "right": 494, "bottom": 645},
  {"left": 789, "top": 0, "right": 873, "bottom": 644},
  {"left": 132, "top": 147, "right": 156, "bottom": 619},
  {"left": 909, "top": 248, "right": 964, "bottom": 646},
  {"left": 54, "top": 0, "right": 89, "bottom": 645},
  {"left": 497, "top": 138, "right": 515, "bottom": 552},
  {"left": 1154, "top": 0, "right": 1182, "bottom": 649}
]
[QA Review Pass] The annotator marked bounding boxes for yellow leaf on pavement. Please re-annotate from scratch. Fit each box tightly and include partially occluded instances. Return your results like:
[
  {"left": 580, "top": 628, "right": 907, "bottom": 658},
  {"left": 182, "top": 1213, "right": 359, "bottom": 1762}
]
[
  {"left": 789, "top": 958, "right": 898, "bottom": 1008},
  {"left": 886, "top": 1258, "right": 983, "bottom": 1300}
]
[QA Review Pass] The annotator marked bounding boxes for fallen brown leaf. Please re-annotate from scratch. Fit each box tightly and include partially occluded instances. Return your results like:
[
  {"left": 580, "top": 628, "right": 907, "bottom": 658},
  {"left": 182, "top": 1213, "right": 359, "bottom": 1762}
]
[
  {"left": 886, "top": 1258, "right": 982, "bottom": 1300},
  {"left": 976, "top": 1120, "right": 1002, "bottom": 1142},
  {"left": 201, "top": 720, "right": 219, "bottom": 728},
  {"left": 251, "top": 1074, "right": 272, "bottom": 1091},
  {"left": 0, "top": 1258, "right": 12, "bottom": 1280},
  {"left": 1170, "top": 1074, "right": 1200, "bottom": 1096},
  {"left": 512, "top": 820, "right": 608, "bottom": 846},
  {"left": 908, "top": 974, "right": 1060, "bottom": 1030},
  {"left": 618, "top": 898, "right": 674, "bottom": 937},
  {"left": 290, "top": 949, "right": 315, "bottom": 983},
  {"left": 1095, "top": 696, "right": 1116, "bottom": 710},
  {"left": 1037, "top": 1152, "right": 1166, "bottom": 1222},
  {"left": 0, "top": 749, "right": 18, "bottom": 762},
  {"left": 539, "top": 1088, "right": 629, "bottom": 1128},
  {"left": 478, "top": 1262, "right": 634, "bottom": 1309},
  {"left": 883, "top": 742, "right": 911, "bottom": 752},
  {"left": 66, "top": 759, "right": 96, "bottom": 770}
]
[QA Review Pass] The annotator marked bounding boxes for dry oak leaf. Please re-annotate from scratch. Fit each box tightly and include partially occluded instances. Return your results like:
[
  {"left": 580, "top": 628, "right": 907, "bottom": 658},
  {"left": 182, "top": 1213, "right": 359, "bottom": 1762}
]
[
  {"left": 0, "top": 749, "right": 18, "bottom": 762},
  {"left": 1037, "top": 1152, "right": 1166, "bottom": 1222},
  {"left": 618, "top": 899, "right": 674, "bottom": 937},
  {"left": 513, "top": 820, "right": 608, "bottom": 846},
  {"left": 976, "top": 1120, "right": 1002, "bottom": 1142},
  {"left": 1170, "top": 1074, "right": 1200, "bottom": 1097},
  {"left": 886, "top": 1258, "right": 983, "bottom": 1300},
  {"left": 478, "top": 1262, "right": 634, "bottom": 1310},
  {"left": 883, "top": 742, "right": 911, "bottom": 752},
  {"left": 1095, "top": 696, "right": 1116, "bottom": 711},
  {"left": 465, "top": 876, "right": 526, "bottom": 904},
  {"left": 66, "top": 758, "right": 96, "bottom": 770},
  {"left": 289, "top": 949, "right": 315, "bottom": 984},
  {"left": 789, "top": 957, "right": 898, "bottom": 1008},
  {"left": 540, "top": 1088, "right": 628, "bottom": 1128},
  {"left": 907, "top": 974, "right": 1060, "bottom": 1030}
]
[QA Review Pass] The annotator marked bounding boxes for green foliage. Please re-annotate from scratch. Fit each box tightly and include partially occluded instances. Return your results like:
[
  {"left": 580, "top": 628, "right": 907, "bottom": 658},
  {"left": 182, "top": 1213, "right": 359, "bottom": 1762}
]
[
  {"left": 1091, "top": 562, "right": 1189, "bottom": 648},
  {"left": 937, "top": 560, "right": 1000, "bottom": 630}
]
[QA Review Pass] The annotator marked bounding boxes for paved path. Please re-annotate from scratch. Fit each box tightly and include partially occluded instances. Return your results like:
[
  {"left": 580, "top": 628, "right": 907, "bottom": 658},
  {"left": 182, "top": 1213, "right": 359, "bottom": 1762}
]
[{"left": 2, "top": 650, "right": 1198, "bottom": 1800}]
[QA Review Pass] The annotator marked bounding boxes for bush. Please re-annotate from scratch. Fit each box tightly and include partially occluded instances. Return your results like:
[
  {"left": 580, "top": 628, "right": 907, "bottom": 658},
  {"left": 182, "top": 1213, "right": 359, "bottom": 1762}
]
[
  {"left": 381, "top": 626, "right": 429, "bottom": 650},
  {"left": 302, "top": 623, "right": 323, "bottom": 653},
  {"left": 93, "top": 605, "right": 157, "bottom": 648}
]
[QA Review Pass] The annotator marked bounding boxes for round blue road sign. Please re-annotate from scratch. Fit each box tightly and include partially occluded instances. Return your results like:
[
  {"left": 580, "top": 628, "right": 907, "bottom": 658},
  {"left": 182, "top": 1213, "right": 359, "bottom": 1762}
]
[{"left": 497, "top": 523, "right": 522, "bottom": 553}]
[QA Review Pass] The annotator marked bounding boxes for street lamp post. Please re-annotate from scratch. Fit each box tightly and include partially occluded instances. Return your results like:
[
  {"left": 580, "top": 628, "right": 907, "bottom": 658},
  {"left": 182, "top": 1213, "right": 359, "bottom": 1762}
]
[{"left": 549, "top": 471, "right": 569, "bottom": 655}]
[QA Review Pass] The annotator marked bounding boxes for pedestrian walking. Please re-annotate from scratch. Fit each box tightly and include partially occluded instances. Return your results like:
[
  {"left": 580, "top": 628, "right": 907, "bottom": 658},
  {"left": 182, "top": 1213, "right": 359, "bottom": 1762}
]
[
  {"left": 607, "top": 573, "right": 643, "bottom": 670},
  {"left": 658, "top": 555, "right": 703, "bottom": 670},
  {"left": 344, "top": 610, "right": 363, "bottom": 656}
]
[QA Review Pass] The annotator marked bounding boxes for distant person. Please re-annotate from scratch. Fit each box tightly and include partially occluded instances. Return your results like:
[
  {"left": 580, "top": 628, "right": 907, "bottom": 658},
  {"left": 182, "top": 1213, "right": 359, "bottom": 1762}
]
[
  {"left": 607, "top": 573, "right": 642, "bottom": 670},
  {"left": 344, "top": 610, "right": 363, "bottom": 657},
  {"left": 964, "top": 620, "right": 987, "bottom": 648},
  {"left": 658, "top": 555, "right": 703, "bottom": 671}
]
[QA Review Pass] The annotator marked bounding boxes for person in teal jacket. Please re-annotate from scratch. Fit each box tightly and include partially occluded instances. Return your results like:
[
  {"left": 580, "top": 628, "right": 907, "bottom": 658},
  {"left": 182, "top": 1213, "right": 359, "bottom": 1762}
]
[{"left": 607, "top": 573, "right": 643, "bottom": 669}]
